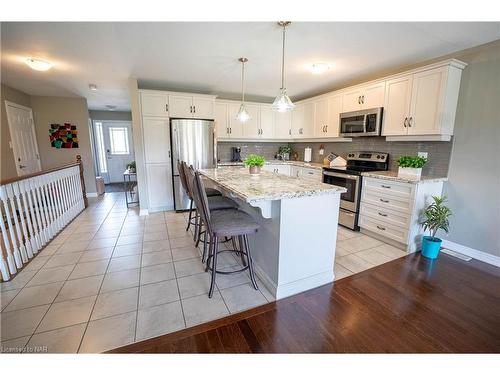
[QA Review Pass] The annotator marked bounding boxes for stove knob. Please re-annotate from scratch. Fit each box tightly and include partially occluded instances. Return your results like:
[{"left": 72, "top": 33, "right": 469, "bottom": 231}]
[
  {"left": 376, "top": 155, "right": 381, "bottom": 159},
  {"left": 381, "top": 155, "right": 385, "bottom": 159}
]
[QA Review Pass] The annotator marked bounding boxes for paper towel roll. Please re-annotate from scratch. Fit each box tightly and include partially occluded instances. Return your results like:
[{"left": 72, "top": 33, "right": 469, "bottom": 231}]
[{"left": 304, "top": 147, "right": 312, "bottom": 162}]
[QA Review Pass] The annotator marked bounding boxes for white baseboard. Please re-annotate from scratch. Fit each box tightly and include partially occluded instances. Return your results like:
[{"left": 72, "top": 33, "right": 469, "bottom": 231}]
[
  {"left": 253, "top": 263, "right": 277, "bottom": 298},
  {"left": 87, "top": 192, "right": 98, "bottom": 197},
  {"left": 441, "top": 240, "right": 500, "bottom": 268}
]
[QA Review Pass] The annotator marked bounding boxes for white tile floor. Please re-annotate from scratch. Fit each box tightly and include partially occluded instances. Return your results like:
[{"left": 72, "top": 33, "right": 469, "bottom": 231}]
[{"left": 0, "top": 193, "right": 406, "bottom": 353}]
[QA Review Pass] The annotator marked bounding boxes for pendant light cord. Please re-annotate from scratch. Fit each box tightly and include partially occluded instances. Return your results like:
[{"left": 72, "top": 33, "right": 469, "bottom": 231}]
[
  {"left": 241, "top": 59, "right": 245, "bottom": 103},
  {"left": 281, "top": 24, "right": 286, "bottom": 90}
]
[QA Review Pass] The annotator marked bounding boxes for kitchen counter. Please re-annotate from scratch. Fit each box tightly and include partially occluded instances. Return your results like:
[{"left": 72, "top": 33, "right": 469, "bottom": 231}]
[
  {"left": 199, "top": 166, "right": 344, "bottom": 203},
  {"left": 361, "top": 170, "right": 448, "bottom": 184},
  {"left": 198, "top": 166, "right": 345, "bottom": 300},
  {"left": 218, "top": 160, "right": 324, "bottom": 170}
]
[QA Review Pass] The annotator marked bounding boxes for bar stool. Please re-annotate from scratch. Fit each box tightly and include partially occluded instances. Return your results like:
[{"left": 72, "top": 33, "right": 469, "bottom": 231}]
[
  {"left": 177, "top": 160, "right": 220, "bottom": 233},
  {"left": 191, "top": 170, "right": 260, "bottom": 298}
]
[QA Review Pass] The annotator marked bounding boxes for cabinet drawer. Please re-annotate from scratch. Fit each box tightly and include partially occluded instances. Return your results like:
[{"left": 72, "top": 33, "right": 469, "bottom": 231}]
[
  {"left": 360, "top": 202, "right": 411, "bottom": 229},
  {"left": 361, "top": 190, "right": 413, "bottom": 214},
  {"left": 364, "top": 178, "right": 413, "bottom": 199},
  {"left": 359, "top": 215, "right": 409, "bottom": 244}
]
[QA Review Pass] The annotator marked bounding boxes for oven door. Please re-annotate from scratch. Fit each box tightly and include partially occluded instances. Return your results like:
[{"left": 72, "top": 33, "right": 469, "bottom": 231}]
[{"left": 322, "top": 171, "right": 360, "bottom": 212}]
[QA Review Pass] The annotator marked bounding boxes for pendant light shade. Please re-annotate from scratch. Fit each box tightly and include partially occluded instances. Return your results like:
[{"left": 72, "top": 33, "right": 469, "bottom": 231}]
[
  {"left": 236, "top": 57, "right": 251, "bottom": 123},
  {"left": 272, "top": 21, "right": 294, "bottom": 112}
]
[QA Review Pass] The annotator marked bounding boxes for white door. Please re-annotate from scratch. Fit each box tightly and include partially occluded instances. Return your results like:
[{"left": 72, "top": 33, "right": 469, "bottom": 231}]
[
  {"left": 214, "top": 103, "right": 229, "bottom": 139},
  {"left": 274, "top": 111, "right": 292, "bottom": 139},
  {"left": 169, "top": 95, "right": 193, "bottom": 118},
  {"left": 301, "top": 102, "right": 315, "bottom": 138},
  {"left": 5, "top": 101, "right": 41, "bottom": 176},
  {"left": 314, "top": 98, "right": 328, "bottom": 136},
  {"left": 142, "top": 117, "right": 170, "bottom": 163},
  {"left": 228, "top": 103, "right": 244, "bottom": 138},
  {"left": 102, "top": 121, "right": 135, "bottom": 183},
  {"left": 146, "top": 164, "right": 173, "bottom": 211},
  {"left": 241, "top": 104, "right": 260, "bottom": 139},
  {"left": 192, "top": 97, "right": 215, "bottom": 119},
  {"left": 326, "top": 94, "right": 343, "bottom": 137},
  {"left": 382, "top": 75, "right": 413, "bottom": 136},
  {"left": 259, "top": 105, "right": 275, "bottom": 138},
  {"left": 140, "top": 92, "right": 169, "bottom": 117},
  {"left": 291, "top": 104, "right": 304, "bottom": 137},
  {"left": 342, "top": 89, "right": 363, "bottom": 112},
  {"left": 362, "top": 82, "right": 386, "bottom": 109}
]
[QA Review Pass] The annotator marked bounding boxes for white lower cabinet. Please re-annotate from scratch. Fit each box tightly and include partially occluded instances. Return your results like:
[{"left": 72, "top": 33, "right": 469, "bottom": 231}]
[
  {"left": 290, "top": 166, "right": 322, "bottom": 181},
  {"left": 146, "top": 164, "right": 173, "bottom": 212},
  {"left": 263, "top": 164, "right": 291, "bottom": 175},
  {"left": 359, "top": 177, "right": 444, "bottom": 252}
]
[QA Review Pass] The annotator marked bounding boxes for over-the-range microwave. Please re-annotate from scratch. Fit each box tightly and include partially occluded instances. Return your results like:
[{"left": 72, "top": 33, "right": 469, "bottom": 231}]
[{"left": 339, "top": 107, "right": 383, "bottom": 137}]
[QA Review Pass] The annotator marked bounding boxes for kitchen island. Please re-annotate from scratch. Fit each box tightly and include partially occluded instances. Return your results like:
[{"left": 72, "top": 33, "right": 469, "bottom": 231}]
[{"left": 198, "top": 166, "right": 346, "bottom": 300}]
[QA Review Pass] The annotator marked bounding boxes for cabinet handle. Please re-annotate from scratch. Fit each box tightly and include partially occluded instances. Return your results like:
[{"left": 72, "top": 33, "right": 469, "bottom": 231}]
[
  {"left": 229, "top": 127, "right": 232, "bottom": 134},
  {"left": 308, "top": 171, "right": 314, "bottom": 175},
  {"left": 376, "top": 225, "right": 386, "bottom": 231},
  {"left": 403, "top": 117, "right": 408, "bottom": 128},
  {"left": 289, "top": 129, "right": 291, "bottom": 136},
  {"left": 325, "top": 125, "right": 328, "bottom": 132},
  {"left": 193, "top": 106, "right": 196, "bottom": 113},
  {"left": 381, "top": 185, "right": 391, "bottom": 189},
  {"left": 190, "top": 106, "right": 192, "bottom": 113},
  {"left": 166, "top": 104, "right": 169, "bottom": 112},
  {"left": 361, "top": 95, "right": 365, "bottom": 104},
  {"left": 358, "top": 96, "right": 361, "bottom": 104},
  {"left": 408, "top": 117, "right": 413, "bottom": 127},
  {"left": 380, "top": 198, "right": 389, "bottom": 203},
  {"left": 378, "top": 212, "right": 388, "bottom": 217}
]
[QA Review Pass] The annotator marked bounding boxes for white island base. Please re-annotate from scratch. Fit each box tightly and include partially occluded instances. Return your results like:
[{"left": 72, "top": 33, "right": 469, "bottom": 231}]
[{"left": 233, "top": 193, "right": 341, "bottom": 300}]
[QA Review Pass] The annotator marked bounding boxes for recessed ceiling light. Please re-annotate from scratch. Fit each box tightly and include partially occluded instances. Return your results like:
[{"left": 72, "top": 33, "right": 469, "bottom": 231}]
[
  {"left": 25, "top": 58, "right": 52, "bottom": 71},
  {"left": 106, "top": 105, "right": 116, "bottom": 111},
  {"left": 309, "top": 62, "right": 331, "bottom": 75},
  {"left": 89, "top": 84, "right": 98, "bottom": 91}
]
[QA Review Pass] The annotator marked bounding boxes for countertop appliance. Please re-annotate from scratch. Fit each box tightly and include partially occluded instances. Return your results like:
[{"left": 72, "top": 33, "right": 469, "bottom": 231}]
[
  {"left": 340, "top": 107, "right": 383, "bottom": 137},
  {"left": 231, "top": 146, "right": 242, "bottom": 162},
  {"left": 322, "top": 151, "right": 389, "bottom": 230},
  {"left": 171, "top": 119, "right": 215, "bottom": 211}
]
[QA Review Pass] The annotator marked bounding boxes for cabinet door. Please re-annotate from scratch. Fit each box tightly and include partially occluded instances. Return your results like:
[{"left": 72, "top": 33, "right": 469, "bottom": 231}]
[
  {"left": 291, "top": 166, "right": 301, "bottom": 178},
  {"left": 142, "top": 117, "right": 171, "bottom": 163},
  {"left": 140, "top": 92, "right": 169, "bottom": 117},
  {"left": 146, "top": 164, "right": 173, "bottom": 211},
  {"left": 301, "top": 102, "right": 315, "bottom": 138},
  {"left": 274, "top": 111, "right": 292, "bottom": 139},
  {"left": 342, "top": 89, "right": 363, "bottom": 112},
  {"left": 241, "top": 104, "right": 261, "bottom": 139},
  {"left": 259, "top": 105, "right": 275, "bottom": 138},
  {"left": 314, "top": 98, "right": 328, "bottom": 137},
  {"left": 192, "top": 97, "right": 215, "bottom": 119},
  {"left": 227, "top": 103, "right": 244, "bottom": 138},
  {"left": 409, "top": 67, "right": 446, "bottom": 135},
  {"left": 362, "top": 82, "right": 385, "bottom": 109},
  {"left": 382, "top": 75, "right": 413, "bottom": 136},
  {"left": 291, "top": 104, "right": 304, "bottom": 137},
  {"left": 169, "top": 95, "right": 193, "bottom": 118},
  {"left": 326, "top": 95, "right": 342, "bottom": 137},
  {"left": 214, "top": 103, "right": 229, "bottom": 139},
  {"left": 275, "top": 165, "right": 291, "bottom": 176}
]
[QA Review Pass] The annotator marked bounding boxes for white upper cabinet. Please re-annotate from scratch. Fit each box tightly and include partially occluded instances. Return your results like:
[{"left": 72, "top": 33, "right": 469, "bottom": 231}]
[
  {"left": 382, "top": 75, "right": 413, "bottom": 136},
  {"left": 227, "top": 103, "right": 244, "bottom": 139},
  {"left": 214, "top": 102, "right": 229, "bottom": 139},
  {"left": 169, "top": 94, "right": 215, "bottom": 119},
  {"left": 342, "top": 82, "right": 385, "bottom": 112},
  {"left": 259, "top": 105, "right": 275, "bottom": 138},
  {"left": 140, "top": 92, "right": 169, "bottom": 117},
  {"left": 142, "top": 117, "right": 171, "bottom": 163},
  {"left": 314, "top": 98, "right": 329, "bottom": 137},
  {"left": 292, "top": 102, "right": 314, "bottom": 138},
  {"left": 241, "top": 104, "right": 261, "bottom": 139},
  {"left": 274, "top": 111, "right": 292, "bottom": 139},
  {"left": 326, "top": 94, "right": 343, "bottom": 137}
]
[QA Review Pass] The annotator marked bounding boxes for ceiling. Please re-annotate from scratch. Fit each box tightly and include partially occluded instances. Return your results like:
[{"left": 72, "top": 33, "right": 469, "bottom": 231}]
[{"left": 1, "top": 22, "right": 499, "bottom": 111}]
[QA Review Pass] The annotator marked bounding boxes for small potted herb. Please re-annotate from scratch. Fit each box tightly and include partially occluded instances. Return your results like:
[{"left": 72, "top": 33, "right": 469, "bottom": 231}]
[
  {"left": 244, "top": 154, "right": 265, "bottom": 175},
  {"left": 420, "top": 196, "right": 452, "bottom": 259},
  {"left": 126, "top": 161, "right": 136, "bottom": 173},
  {"left": 396, "top": 155, "right": 427, "bottom": 180},
  {"left": 278, "top": 146, "right": 292, "bottom": 161}
]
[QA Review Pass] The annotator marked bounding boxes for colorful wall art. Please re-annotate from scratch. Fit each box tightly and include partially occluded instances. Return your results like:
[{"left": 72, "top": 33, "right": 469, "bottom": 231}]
[{"left": 49, "top": 123, "right": 79, "bottom": 148}]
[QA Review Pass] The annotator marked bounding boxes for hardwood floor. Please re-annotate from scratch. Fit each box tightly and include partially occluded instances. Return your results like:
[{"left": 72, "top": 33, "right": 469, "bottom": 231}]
[{"left": 109, "top": 253, "right": 500, "bottom": 353}]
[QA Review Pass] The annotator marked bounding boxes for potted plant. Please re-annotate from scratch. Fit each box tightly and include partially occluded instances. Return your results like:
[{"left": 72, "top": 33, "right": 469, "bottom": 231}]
[
  {"left": 396, "top": 155, "right": 427, "bottom": 180},
  {"left": 419, "top": 195, "right": 452, "bottom": 259},
  {"left": 126, "top": 161, "right": 136, "bottom": 173},
  {"left": 244, "top": 154, "right": 266, "bottom": 175},
  {"left": 278, "top": 145, "right": 292, "bottom": 161}
]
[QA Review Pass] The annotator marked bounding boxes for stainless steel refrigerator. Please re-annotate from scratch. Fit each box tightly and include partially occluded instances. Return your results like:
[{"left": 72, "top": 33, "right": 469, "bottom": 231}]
[{"left": 171, "top": 119, "right": 215, "bottom": 210}]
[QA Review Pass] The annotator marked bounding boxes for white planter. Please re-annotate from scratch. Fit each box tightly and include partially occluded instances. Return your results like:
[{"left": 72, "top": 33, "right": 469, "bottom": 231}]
[{"left": 398, "top": 166, "right": 422, "bottom": 180}]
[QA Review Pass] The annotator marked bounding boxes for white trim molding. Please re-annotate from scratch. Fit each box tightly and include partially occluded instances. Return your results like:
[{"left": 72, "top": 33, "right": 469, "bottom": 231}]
[
  {"left": 86, "top": 192, "right": 98, "bottom": 197},
  {"left": 441, "top": 240, "right": 500, "bottom": 268}
]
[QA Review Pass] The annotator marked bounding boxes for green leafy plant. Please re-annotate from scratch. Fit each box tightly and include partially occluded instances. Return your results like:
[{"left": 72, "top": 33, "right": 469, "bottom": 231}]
[
  {"left": 126, "top": 161, "right": 136, "bottom": 170},
  {"left": 244, "top": 154, "right": 266, "bottom": 168},
  {"left": 278, "top": 145, "right": 292, "bottom": 155},
  {"left": 397, "top": 155, "right": 427, "bottom": 168},
  {"left": 420, "top": 196, "right": 452, "bottom": 241}
]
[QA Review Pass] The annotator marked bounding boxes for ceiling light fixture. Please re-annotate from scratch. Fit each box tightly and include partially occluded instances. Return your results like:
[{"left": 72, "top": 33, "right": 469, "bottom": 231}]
[
  {"left": 236, "top": 57, "right": 250, "bottom": 123},
  {"left": 25, "top": 58, "right": 52, "bottom": 71},
  {"left": 89, "top": 84, "right": 98, "bottom": 91},
  {"left": 309, "top": 62, "right": 331, "bottom": 75},
  {"left": 272, "top": 21, "right": 294, "bottom": 113}
]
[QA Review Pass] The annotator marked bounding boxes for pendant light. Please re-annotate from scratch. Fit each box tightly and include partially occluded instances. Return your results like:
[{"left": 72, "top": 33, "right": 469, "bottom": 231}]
[
  {"left": 272, "top": 21, "right": 294, "bottom": 112},
  {"left": 236, "top": 57, "right": 250, "bottom": 123}
]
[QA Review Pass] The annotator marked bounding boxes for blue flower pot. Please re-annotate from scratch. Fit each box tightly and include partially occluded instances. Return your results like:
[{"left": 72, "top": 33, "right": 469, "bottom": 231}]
[{"left": 421, "top": 236, "right": 442, "bottom": 259}]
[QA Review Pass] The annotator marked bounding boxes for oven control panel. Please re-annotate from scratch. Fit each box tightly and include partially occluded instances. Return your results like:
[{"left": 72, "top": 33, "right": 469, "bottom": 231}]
[{"left": 346, "top": 152, "right": 388, "bottom": 162}]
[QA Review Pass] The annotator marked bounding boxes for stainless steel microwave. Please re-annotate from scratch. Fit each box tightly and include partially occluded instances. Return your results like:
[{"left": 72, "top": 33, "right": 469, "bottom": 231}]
[{"left": 339, "top": 107, "right": 383, "bottom": 137}]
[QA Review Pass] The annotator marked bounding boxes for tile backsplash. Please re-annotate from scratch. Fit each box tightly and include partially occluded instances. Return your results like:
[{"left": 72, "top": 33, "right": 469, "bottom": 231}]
[{"left": 217, "top": 137, "right": 453, "bottom": 177}]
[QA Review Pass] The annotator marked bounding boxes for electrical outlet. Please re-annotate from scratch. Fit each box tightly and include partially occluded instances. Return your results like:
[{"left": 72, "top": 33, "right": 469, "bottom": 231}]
[
  {"left": 319, "top": 149, "right": 324, "bottom": 155},
  {"left": 418, "top": 152, "right": 428, "bottom": 159}
]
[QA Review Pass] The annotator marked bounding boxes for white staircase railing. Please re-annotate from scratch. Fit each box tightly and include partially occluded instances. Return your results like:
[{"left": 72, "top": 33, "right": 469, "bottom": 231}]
[{"left": 0, "top": 157, "right": 88, "bottom": 281}]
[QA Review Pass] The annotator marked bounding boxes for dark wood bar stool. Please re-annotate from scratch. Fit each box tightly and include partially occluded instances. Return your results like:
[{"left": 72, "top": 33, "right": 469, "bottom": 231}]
[{"left": 191, "top": 170, "right": 260, "bottom": 298}]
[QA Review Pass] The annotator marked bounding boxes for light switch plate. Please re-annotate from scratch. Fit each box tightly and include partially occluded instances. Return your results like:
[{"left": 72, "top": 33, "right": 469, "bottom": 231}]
[
  {"left": 319, "top": 149, "right": 324, "bottom": 155},
  {"left": 418, "top": 152, "right": 428, "bottom": 159}
]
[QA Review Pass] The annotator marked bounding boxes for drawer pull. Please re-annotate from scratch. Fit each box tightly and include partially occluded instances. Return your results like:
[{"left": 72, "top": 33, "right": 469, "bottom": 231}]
[
  {"left": 376, "top": 225, "right": 386, "bottom": 231},
  {"left": 380, "top": 199, "right": 389, "bottom": 203},
  {"left": 378, "top": 212, "right": 388, "bottom": 217},
  {"left": 381, "top": 185, "right": 391, "bottom": 189}
]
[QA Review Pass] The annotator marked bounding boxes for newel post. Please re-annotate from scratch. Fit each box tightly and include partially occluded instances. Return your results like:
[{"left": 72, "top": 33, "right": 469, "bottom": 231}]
[{"left": 76, "top": 155, "right": 88, "bottom": 208}]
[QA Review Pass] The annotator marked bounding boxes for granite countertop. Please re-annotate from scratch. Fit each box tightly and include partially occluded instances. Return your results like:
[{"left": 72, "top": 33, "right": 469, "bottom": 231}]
[
  {"left": 199, "top": 167, "right": 346, "bottom": 203},
  {"left": 361, "top": 171, "right": 448, "bottom": 184},
  {"left": 218, "top": 160, "right": 325, "bottom": 170}
]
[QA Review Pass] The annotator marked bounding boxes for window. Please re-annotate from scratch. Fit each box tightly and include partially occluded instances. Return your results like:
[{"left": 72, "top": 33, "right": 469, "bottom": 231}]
[
  {"left": 109, "top": 127, "right": 130, "bottom": 155},
  {"left": 94, "top": 122, "right": 107, "bottom": 173}
]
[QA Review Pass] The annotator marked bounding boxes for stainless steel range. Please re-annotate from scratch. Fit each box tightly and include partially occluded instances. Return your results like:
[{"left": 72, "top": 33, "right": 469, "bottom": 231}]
[{"left": 322, "top": 151, "right": 389, "bottom": 230}]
